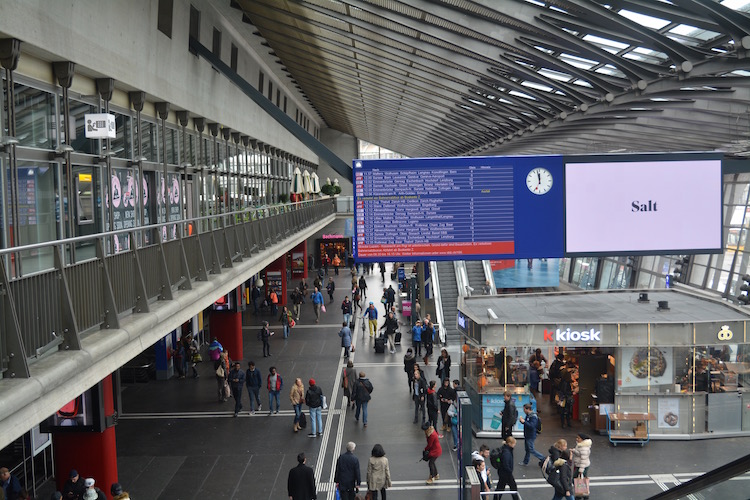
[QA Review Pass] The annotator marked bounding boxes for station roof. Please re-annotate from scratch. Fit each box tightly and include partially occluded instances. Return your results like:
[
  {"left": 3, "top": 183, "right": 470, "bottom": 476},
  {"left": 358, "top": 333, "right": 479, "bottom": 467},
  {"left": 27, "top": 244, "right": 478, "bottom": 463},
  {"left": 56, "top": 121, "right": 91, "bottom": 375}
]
[
  {"left": 237, "top": 0, "right": 750, "bottom": 160},
  {"left": 460, "top": 288, "right": 750, "bottom": 325}
]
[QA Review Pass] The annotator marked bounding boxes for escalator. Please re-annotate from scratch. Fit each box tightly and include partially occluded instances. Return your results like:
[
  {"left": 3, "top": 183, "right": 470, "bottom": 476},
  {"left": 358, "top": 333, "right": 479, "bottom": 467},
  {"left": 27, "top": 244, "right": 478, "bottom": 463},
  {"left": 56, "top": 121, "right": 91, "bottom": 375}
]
[
  {"left": 645, "top": 452, "right": 750, "bottom": 500},
  {"left": 435, "top": 260, "right": 461, "bottom": 346},
  {"left": 465, "top": 260, "right": 488, "bottom": 295}
]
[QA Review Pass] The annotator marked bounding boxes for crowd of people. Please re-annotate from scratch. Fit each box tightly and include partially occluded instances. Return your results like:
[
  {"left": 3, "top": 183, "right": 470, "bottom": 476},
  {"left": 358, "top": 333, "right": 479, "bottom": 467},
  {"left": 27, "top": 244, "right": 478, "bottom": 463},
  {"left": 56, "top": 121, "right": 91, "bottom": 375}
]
[{"left": 0, "top": 467, "right": 131, "bottom": 500}]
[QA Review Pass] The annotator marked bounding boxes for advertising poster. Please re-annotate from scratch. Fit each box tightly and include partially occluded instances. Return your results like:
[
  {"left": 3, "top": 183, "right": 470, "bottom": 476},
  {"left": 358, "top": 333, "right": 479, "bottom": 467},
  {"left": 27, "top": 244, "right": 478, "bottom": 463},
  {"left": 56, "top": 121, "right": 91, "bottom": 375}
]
[
  {"left": 111, "top": 167, "right": 136, "bottom": 252},
  {"left": 619, "top": 347, "right": 673, "bottom": 389},
  {"left": 291, "top": 251, "right": 305, "bottom": 277},
  {"left": 658, "top": 397, "right": 680, "bottom": 429}
]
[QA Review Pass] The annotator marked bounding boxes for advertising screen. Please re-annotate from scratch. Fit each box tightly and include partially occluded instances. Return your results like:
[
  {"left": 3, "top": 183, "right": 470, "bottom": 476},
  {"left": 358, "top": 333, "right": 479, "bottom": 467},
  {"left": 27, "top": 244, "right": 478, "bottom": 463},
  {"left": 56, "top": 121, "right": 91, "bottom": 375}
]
[
  {"left": 353, "top": 155, "right": 564, "bottom": 262},
  {"left": 565, "top": 154, "right": 722, "bottom": 255}
]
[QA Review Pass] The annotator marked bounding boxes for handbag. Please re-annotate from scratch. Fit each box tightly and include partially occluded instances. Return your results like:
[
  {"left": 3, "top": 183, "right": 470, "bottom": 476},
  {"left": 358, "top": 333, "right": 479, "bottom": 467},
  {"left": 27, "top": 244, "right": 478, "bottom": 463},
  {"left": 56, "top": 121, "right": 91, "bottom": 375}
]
[
  {"left": 223, "top": 380, "right": 231, "bottom": 399},
  {"left": 289, "top": 319, "right": 296, "bottom": 328},
  {"left": 574, "top": 475, "right": 590, "bottom": 495},
  {"left": 380, "top": 296, "right": 387, "bottom": 304},
  {"left": 322, "top": 395, "right": 328, "bottom": 409},
  {"left": 215, "top": 365, "right": 225, "bottom": 377},
  {"left": 321, "top": 304, "right": 327, "bottom": 313},
  {"left": 192, "top": 353, "right": 203, "bottom": 363}
]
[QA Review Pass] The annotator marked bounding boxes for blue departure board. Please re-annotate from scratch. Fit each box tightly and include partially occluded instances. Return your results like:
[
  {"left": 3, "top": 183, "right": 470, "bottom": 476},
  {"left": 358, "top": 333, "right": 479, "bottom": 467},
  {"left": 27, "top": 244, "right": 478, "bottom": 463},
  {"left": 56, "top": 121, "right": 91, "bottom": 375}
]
[{"left": 353, "top": 155, "right": 564, "bottom": 262}]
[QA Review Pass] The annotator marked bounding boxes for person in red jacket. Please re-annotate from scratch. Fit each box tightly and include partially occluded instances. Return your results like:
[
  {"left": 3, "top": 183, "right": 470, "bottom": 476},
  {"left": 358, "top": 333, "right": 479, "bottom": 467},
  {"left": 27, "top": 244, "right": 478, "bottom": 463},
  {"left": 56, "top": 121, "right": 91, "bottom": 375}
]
[{"left": 422, "top": 422, "right": 442, "bottom": 485}]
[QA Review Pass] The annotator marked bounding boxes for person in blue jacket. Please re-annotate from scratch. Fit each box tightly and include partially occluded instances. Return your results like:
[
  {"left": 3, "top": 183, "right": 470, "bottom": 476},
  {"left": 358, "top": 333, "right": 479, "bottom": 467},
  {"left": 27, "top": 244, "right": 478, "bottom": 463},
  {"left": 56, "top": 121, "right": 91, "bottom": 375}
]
[
  {"left": 229, "top": 361, "right": 245, "bottom": 417},
  {"left": 363, "top": 302, "right": 378, "bottom": 337},
  {"left": 245, "top": 361, "right": 263, "bottom": 414},
  {"left": 412, "top": 320, "right": 423, "bottom": 357},
  {"left": 519, "top": 403, "right": 545, "bottom": 465},
  {"left": 311, "top": 286, "right": 325, "bottom": 323}
]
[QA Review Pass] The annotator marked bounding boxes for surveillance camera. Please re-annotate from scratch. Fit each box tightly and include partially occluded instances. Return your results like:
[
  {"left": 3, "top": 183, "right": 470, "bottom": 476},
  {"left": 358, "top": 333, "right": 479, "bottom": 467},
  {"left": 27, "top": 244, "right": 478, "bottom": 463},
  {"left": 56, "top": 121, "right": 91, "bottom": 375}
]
[{"left": 487, "top": 308, "right": 498, "bottom": 320}]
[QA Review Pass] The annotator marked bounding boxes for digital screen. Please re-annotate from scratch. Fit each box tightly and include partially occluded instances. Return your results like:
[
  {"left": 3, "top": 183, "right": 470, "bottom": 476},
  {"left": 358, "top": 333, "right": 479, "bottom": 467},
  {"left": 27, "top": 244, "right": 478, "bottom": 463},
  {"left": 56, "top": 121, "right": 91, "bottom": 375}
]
[
  {"left": 565, "top": 155, "right": 722, "bottom": 255},
  {"left": 353, "top": 156, "right": 564, "bottom": 261}
]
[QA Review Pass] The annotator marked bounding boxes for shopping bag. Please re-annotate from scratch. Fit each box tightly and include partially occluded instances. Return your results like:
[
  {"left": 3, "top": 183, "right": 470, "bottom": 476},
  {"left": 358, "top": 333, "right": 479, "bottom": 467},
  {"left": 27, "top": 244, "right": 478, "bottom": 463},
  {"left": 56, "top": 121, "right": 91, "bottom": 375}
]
[
  {"left": 321, "top": 304, "right": 327, "bottom": 313},
  {"left": 289, "top": 319, "right": 296, "bottom": 328},
  {"left": 574, "top": 475, "right": 590, "bottom": 496}
]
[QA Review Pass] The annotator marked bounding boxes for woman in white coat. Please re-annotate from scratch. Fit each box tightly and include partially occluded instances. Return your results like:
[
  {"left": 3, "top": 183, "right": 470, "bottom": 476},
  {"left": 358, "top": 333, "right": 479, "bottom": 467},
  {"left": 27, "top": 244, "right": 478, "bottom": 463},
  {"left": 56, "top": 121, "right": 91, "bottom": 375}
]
[{"left": 571, "top": 432, "right": 592, "bottom": 499}]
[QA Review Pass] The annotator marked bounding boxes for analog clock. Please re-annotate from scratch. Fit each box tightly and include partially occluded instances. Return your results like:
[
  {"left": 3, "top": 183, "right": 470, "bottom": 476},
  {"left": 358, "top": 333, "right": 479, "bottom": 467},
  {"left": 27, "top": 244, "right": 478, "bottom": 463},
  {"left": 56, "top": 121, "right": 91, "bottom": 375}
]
[{"left": 526, "top": 167, "right": 553, "bottom": 195}]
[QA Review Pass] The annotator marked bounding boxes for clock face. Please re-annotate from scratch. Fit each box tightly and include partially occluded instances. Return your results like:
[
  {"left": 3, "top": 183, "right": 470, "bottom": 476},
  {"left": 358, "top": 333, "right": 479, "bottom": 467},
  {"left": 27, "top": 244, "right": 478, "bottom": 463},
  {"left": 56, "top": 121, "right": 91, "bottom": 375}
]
[{"left": 526, "top": 168, "right": 553, "bottom": 195}]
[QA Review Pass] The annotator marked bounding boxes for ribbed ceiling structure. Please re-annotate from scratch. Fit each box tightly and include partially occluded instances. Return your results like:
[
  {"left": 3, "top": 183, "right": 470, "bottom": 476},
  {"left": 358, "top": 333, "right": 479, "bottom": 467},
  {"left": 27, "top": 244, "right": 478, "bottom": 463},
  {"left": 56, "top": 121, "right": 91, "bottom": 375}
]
[{"left": 236, "top": 0, "right": 750, "bottom": 158}]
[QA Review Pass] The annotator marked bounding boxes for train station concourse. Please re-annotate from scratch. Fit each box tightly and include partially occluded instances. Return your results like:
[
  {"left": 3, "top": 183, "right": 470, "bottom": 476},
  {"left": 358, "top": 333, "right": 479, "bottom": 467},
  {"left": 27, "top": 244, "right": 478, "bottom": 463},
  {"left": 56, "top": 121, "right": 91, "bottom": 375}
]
[{"left": 1, "top": 1, "right": 750, "bottom": 499}]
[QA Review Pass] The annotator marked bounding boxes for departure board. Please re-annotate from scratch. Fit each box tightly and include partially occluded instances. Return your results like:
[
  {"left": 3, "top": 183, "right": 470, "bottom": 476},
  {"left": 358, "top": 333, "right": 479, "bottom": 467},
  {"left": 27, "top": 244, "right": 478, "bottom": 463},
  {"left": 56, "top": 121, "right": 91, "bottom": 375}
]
[{"left": 353, "top": 155, "right": 564, "bottom": 262}]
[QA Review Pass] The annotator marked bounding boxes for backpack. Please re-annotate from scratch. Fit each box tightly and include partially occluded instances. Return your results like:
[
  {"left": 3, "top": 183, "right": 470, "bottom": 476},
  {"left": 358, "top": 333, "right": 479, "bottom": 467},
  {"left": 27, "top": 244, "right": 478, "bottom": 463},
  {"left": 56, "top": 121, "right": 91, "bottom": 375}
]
[
  {"left": 547, "top": 466, "right": 563, "bottom": 490},
  {"left": 489, "top": 447, "right": 504, "bottom": 471},
  {"left": 540, "top": 455, "right": 554, "bottom": 480},
  {"left": 299, "top": 412, "right": 307, "bottom": 429},
  {"left": 535, "top": 414, "right": 542, "bottom": 434}
]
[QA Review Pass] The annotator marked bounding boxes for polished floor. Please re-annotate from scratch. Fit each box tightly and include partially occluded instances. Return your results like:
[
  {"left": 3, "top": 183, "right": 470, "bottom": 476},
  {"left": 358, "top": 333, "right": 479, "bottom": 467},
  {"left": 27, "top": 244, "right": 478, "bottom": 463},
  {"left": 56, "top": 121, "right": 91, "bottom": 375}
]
[{"left": 114, "top": 268, "right": 750, "bottom": 499}]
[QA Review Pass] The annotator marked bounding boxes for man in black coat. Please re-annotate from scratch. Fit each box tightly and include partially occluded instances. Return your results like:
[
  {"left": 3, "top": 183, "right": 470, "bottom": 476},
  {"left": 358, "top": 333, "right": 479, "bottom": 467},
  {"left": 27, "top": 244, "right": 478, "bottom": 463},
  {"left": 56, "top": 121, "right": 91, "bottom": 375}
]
[
  {"left": 334, "top": 442, "right": 361, "bottom": 500},
  {"left": 495, "top": 437, "right": 519, "bottom": 499},
  {"left": 411, "top": 370, "right": 427, "bottom": 424},
  {"left": 501, "top": 391, "right": 517, "bottom": 440},
  {"left": 288, "top": 453, "right": 317, "bottom": 500}
]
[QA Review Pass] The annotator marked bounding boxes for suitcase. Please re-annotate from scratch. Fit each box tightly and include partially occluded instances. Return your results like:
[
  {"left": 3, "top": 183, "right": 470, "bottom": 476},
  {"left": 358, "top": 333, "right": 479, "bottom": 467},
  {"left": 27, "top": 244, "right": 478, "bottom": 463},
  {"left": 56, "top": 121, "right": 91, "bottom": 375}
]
[
  {"left": 374, "top": 336, "right": 386, "bottom": 354},
  {"left": 394, "top": 331, "right": 402, "bottom": 345}
]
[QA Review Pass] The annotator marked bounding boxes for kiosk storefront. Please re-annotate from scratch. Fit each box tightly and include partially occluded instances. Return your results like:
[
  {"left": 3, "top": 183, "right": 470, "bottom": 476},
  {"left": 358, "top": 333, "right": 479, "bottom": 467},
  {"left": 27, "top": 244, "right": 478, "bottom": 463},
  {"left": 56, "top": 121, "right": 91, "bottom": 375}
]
[{"left": 458, "top": 289, "right": 750, "bottom": 439}]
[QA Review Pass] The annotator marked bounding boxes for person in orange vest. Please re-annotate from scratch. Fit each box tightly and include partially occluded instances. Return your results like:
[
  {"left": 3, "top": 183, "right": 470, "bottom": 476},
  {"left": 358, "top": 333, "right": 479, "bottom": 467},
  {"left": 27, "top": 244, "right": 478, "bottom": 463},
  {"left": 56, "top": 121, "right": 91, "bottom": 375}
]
[{"left": 269, "top": 289, "right": 279, "bottom": 316}]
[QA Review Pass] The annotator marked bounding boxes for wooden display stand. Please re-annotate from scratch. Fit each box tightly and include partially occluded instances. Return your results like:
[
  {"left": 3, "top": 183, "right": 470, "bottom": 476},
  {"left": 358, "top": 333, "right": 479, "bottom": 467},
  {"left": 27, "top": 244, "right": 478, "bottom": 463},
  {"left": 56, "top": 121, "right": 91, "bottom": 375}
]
[{"left": 605, "top": 409, "right": 655, "bottom": 447}]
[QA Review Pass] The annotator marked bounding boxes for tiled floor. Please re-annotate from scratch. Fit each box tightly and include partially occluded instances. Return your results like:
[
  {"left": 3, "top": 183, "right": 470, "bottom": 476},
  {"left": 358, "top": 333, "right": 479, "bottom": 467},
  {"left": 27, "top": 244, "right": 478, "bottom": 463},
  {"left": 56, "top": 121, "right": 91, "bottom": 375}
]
[{"left": 114, "top": 266, "right": 750, "bottom": 499}]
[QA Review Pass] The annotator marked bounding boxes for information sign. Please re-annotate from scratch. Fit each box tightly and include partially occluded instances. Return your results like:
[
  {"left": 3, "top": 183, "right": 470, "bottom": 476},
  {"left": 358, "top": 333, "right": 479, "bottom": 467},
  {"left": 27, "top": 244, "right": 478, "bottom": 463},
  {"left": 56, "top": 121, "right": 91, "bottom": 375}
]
[{"left": 353, "top": 156, "right": 564, "bottom": 261}]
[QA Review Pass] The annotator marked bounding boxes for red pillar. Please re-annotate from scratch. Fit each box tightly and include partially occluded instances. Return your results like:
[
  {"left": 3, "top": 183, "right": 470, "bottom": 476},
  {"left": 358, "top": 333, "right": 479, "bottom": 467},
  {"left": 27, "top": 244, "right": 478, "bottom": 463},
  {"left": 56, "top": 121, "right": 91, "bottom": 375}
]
[
  {"left": 53, "top": 375, "right": 118, "bottom": 494},
  {"left": 210, "top": 310, "right": 243, "bottom": 361}
]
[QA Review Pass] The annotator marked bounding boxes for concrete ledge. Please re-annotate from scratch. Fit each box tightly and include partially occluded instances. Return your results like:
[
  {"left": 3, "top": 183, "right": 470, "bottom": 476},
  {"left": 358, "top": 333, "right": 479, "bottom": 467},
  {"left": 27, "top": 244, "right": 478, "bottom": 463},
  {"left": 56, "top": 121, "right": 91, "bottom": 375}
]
[{"left": 0, "top": 214, "right": 334, "bottom": 449}]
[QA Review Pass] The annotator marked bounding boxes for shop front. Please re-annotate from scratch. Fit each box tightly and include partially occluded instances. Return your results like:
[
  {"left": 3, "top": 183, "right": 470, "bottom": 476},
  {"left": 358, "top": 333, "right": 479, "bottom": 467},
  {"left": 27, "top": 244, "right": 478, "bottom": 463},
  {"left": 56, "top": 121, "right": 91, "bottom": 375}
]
[
  {"left": 458, "top": 289, "right": 750, "bottom": 439},
  {"left": 316, "top": 234, "right": 351, "bottom": 270}
]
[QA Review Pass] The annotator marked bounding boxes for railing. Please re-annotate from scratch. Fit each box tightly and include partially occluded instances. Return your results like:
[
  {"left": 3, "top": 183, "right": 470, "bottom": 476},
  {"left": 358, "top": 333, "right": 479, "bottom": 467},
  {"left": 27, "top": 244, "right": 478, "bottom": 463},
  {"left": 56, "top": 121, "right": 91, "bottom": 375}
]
[
  {"left": 482, "top": 260, "right": 496, "bottom": 294},
  {"left": 644, "top": 453, "right": 750, "bottom": 500},
  {"left": 0, "top": 199, "right": 335, "bottom": 378},
  {"left": 334, "top": 195, "right": 354, "bottom": 214},
  {"left": 429, "top": 261, "right": 446, "bottom": 344},
  {"left": 455, "top": 260, "right": 471, "bottom": 297}
]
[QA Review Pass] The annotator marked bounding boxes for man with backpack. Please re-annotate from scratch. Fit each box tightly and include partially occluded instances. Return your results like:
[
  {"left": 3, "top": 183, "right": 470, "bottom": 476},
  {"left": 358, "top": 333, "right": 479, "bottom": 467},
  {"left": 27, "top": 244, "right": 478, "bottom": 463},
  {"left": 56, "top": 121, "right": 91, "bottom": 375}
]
[
  {"left": 501, "top": 391, "right": 518, "bottom": 440},
  {"left": 353, "top": 371, "right": 374, "bottom": 427},
  {"left": 519, "top": 403, "right": 545, "bottom": 465},
  {"left": 493, "top": 436, "right": 519, "bottom": 499}
]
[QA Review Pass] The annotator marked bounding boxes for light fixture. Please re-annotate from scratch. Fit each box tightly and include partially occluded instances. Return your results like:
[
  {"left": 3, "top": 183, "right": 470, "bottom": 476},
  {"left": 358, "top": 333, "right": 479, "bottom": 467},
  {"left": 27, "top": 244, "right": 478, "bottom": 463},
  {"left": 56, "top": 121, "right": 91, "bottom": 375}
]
[
  {"left": 55, "top": 144, "right": 74, "bottom": 155},
  {"left": 179, "top": 162, "right": 193, "bottom": 170},
  {"left": 487, "top": 308, "right": 498, "bottom": 320},
  {"left": 0, "top": 136, "right": 19, "bottom": 151}
]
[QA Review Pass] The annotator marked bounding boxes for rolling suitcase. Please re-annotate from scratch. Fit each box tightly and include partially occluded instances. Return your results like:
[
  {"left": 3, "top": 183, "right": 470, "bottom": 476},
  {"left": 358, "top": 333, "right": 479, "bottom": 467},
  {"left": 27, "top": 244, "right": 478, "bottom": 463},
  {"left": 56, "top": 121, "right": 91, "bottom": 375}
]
[
  {"left": 374, "top": 336, "right": 386, "bottom": 354},
  {"left": 394, "top": 331, "right": 402, "bottom": 345}
]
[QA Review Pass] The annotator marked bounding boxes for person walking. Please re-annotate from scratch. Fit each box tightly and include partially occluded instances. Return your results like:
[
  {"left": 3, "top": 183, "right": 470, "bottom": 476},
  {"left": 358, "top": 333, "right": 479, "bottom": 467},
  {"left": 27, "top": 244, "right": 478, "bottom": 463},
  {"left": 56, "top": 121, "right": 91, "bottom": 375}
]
[
  {"left": 291, "top": 287, "right": 304, "bottom": 321},
  {"left": 474, "top": 459, "right": 492, "bottom": 494},
  {"left": 279, "top": 306, "right": 293, "bottom": 339},
  {"left": 358, "top": 275, "right": 368, "bottom": 299},
  {"left": 551, "top": 450, "right": 574, "bottom": 500},
  {"left": 352, "top": 287, "right": 362, "bottom": 313},
  {"left": 214, "top": 351, "right": 230, "bottom": 403},
  {"left": 251, "top": 283, "right": 261, "bottom": 315},
  {"left": 501, "top": 391, "right": 518, "bottom": 440},
  {"left": 366, "top": 444, "right": 391, "bottom": 500},
  {"left": 245, "top": 361, "right": 262, "bottom": 414},
  {"left": 411, "top": 369, "right": 427, "bottom": 424},
  {"left": 259, "top": 321, "right": 272, "bottom": 357},
  {"left": 326, "top": 277, "right": 336, "bottom": 303},
  {"left": 437, "top": 378, "right": 457, "bottom": 433},
  {"left": 287, "top": 452, "right": 317, "bottom": 500},
  {"left": 421, "top": 320, "right": 434, "bottom": 364},
  {"left": 305, "top": 379, "right": 324, "bottom": 437},
  {"left": 494, "top": 436, "right": 519, "bottom": 499},
  {"left": 290, "top": 378, "right": 306, "bottom": 432},
  {"left": 379, "top": 312, "right": 399, "bottom": 354},
  {"left": 571, "top": 433, "right": 592, "bottom": 500},
  {"left": 267, "top": 366, "right": 283, "bottom": 414},
  {"left": 1, "top": 467, "right": 22, "bottom": 500},
  {"left": 339, "top": 321, "right": 352, "bottom": 359},
  {"left": 411, "top": 320, "right": 423, "bottom": 357},
  {"left": 363, "top": 302, "right": 378, "bottom": 337},
  {"left": 435, "top": 348, "right": 451, "bottom": 382},
  {"left": 403, "top": 348, "right": 416, "bottom": 391},
  {"left": 354, "top": 371, "right": 373, "bottom": 427},
  {"left": 519, "top": 403, "right": 545, "bottom": 465},
  {"left": 343, "top": 360, "right": 357, "bottom": 410},
  {"left": 269, "top": 288, "right": 279, "bottom": 316},
  {"left": 341, "top": 296, "right": 353, "bottom": 327},
  {"left": 426, "top": 380, "right": 441, "bottom": 433},
  {"left": 385, "top": 285, "right": 396, "bottom": 311},
  {"left": 311, "top": 287, "right": 324, "bottom": 323},
  {"left": 334, "top": 442, "right": 361, "bottom": 500},
  {"left": 188, "top": 334, "right": 200, "bottom": 378},
  {"left": 229, "top": 361, "right": 245, "bottom": 417},
  {"left": 559, "top": 372, "right": 574, "bottom": 428},
  {"left": 422, "top": 423, "right": 442, "bottom": 485}
]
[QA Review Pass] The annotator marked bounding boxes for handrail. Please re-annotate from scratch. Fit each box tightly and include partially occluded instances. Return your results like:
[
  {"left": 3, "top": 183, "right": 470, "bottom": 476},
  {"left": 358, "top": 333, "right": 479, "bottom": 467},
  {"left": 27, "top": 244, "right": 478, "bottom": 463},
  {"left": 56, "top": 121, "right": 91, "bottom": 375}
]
[
  {"left": 429, "top": 261, "right": 446, "bottom": 344},
  {"left": 644, "top": 453, "right": 750, "bottom": 500},
  {"left": 482, "top": 260, "right": 496, "bottom": 295},
  {"left": 455, "top": 260, "right": 471, "bottom": 297},
  {"left": 0, "top": 199, "right": 330, "bottom": 257}
]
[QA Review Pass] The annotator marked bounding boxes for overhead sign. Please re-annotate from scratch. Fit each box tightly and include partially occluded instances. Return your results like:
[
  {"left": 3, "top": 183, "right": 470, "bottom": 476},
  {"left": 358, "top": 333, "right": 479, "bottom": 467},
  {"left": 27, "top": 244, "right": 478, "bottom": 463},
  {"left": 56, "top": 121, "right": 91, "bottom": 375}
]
[
  {"left": 544, "top": 327, "right": 602, "bottom": 343},
  {"left": 84, "top": 113, "right": 116, "bottom": 139}
]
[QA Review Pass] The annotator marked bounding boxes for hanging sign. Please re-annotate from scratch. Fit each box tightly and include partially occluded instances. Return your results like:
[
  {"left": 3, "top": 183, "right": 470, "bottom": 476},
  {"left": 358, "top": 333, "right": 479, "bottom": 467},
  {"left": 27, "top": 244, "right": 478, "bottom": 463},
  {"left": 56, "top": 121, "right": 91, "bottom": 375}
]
[{"left": 84, "top": 113, "right": 116, "bottom": 139}]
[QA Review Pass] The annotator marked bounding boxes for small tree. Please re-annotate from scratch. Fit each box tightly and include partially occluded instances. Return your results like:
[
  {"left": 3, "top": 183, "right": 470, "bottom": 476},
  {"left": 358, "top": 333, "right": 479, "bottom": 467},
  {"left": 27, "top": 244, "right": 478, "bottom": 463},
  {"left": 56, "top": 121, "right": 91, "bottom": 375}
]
[
  {"left": 333, "top": 185, "right": 342, "bottom": 195},
  {"left": 321, "top": 183, "right": 335, "bottom": 196}
]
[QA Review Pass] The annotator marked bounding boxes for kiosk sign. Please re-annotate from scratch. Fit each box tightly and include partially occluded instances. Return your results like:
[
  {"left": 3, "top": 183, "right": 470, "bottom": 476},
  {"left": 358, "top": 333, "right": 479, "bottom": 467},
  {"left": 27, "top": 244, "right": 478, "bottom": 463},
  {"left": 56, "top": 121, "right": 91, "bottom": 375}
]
[{"left": 544, "top": 327, "right": 601, "bottom": 343}]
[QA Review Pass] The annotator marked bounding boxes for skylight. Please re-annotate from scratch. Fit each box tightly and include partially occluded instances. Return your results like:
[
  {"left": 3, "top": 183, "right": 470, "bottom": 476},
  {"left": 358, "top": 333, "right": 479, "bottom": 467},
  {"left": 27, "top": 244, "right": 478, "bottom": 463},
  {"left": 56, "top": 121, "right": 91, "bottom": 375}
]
[{"left": 618, "top": 9, "right": 671, "bottom": 30}]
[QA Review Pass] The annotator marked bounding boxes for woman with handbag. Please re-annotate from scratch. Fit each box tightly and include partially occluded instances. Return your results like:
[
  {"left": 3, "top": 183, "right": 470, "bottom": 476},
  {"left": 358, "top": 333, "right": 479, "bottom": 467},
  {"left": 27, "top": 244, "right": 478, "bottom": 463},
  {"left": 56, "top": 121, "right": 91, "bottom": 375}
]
[
  {"left": 342, "top": 360, "right": 357, "bottom": 410},
  {"left": 571, "top": 433, "right": 592, "bottom": 499},
  {"left": 214, "top": 351, "right": 230, "bottom": 403},
  {"left": 290, "top": 378, "right": 305, "bottom": 432},
  {"left": 366, "top": 444, "right": 392, "bottom": 500}
]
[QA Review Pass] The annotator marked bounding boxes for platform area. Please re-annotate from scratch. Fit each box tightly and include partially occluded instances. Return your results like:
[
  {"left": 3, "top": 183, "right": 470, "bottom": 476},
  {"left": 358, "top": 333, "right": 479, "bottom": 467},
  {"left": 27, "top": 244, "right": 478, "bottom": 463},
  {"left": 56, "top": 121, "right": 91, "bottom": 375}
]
[{"left": 113, "top": 269, "right": 750, "bottom": 499}]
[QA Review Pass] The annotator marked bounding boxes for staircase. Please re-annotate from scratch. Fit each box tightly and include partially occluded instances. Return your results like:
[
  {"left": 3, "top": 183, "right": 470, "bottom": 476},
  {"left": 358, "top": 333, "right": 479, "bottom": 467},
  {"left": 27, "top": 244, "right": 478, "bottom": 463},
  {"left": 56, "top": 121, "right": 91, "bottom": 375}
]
[
  {"left": 435, "top": 261, "right": 461, "bottom": 347},
  {"left": 465, "top": 260, "right": 488, "bottom": 295}
]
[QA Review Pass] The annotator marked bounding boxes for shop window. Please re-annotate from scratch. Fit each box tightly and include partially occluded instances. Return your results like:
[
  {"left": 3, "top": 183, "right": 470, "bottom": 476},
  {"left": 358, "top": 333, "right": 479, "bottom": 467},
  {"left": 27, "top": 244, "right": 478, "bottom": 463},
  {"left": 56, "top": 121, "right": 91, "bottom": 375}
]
[
  {"left": 14, "top": 84, "right": 56, "bottom": 149},
  {"left": 109, "top": 113, "right": 132, "bottom": 159},
  {"left": 13, "top": 161, "right": 59, "bottom": 273},
  {"left": 258, "top": 71, "right": 264, "bottom": 93},
  {"left": 268, "top": 81, "right": 273, "bottom": 101},
  {"left": 141, "top": 121, "right": 158, "bottom": 162},
  {"left": 69, "top": 99, "right": 98, "bottom": 154},
  {"left": 212, "top": 28, "right": 222, "bottom": 59},
  {"left": 157, "top": 0, "right": 173, "bottom": 38},
  {"left": 164, "top": 126, "right": 177, "bottom": 165}
]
